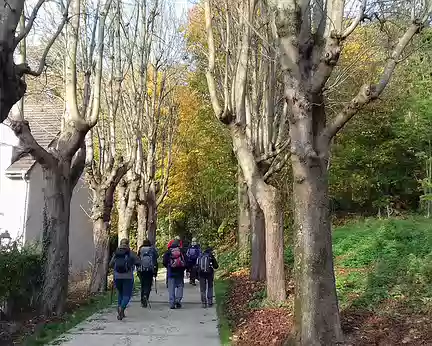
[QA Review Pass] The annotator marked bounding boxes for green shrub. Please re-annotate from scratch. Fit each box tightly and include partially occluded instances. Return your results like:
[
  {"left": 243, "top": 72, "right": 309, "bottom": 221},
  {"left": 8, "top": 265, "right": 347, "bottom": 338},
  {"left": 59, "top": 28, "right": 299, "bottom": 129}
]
[{"left": 0, "top": 243, "right": 42, "bottom": 315}]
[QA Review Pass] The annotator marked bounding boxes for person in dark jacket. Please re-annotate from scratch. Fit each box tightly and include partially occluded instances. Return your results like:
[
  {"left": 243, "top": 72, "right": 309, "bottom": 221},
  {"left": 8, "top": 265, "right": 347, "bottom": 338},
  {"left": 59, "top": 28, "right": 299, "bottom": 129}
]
[
  {"left": 186, "top": 237, "right": 201, "bottom": 285},
  {"left": 197, "top": 246, "right": 219, "bottom": 308},
  {"left": 163, "top": 240, "right": 186, "bottom": 309},
  {"left": 137, "top": 239, "right": 159, "bottom": 307},
  {"left": 109, "top": 238, "right": 140, "bottom": 320}
]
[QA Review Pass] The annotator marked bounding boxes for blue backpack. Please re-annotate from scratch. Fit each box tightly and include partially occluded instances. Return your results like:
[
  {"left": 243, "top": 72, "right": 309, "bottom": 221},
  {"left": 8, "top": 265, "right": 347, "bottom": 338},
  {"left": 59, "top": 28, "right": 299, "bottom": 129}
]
[{"left": 187, "top": 247, "right": 199, "bottom": 261}]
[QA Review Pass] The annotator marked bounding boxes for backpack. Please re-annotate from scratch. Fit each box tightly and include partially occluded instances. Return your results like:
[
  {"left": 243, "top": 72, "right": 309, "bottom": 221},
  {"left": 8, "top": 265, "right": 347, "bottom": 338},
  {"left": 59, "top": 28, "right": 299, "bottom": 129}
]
[
  {"left": 114, "top": 250, "right": 131, "bottom": 273},
  {"left": 198, "top": 253, "right": 211, "bottom": 273},
  {"left": 139, "top": 247, "right": 154, "bottom": 272},
  {"left": 170, "top": 247, "right": 185, "bottom": 268},
  {"left": 187, "top": 247, "right": 199, "bottom": 261}
]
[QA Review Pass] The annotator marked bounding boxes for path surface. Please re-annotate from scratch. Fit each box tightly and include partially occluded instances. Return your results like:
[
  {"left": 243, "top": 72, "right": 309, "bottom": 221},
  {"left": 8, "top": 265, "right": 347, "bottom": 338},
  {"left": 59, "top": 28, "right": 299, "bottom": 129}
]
[{"left": 53, "top": 275, "right": 221, "bottom": 346}]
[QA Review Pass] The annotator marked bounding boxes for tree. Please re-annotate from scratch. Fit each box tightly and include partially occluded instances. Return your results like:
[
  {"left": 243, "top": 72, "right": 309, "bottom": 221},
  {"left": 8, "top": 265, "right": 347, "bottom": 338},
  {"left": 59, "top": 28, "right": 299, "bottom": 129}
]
[
  {"left": 115, "top": 0, "right": 181, "bottom": 247},
  {"left": 135, "top": 2, "right": 183, "bottom": 246},
  {"left": 267, "top": 0, "right": 432, "bottom": 344},
  {"left": 7, "top": 0, "right": 113, "bottom": 315},
  {"left": 87, "top": 0, "right": 135, "bottom": 293},
  {"left": 0, "top": 0, "right": 69, "bottom": 123},
  {"left": 115, "top": 0, "right": 160, "bottom": 242},
  {"left": 204, "top": 0, "right": 291, "bottom": 300},
  {"left": 186, "top": 4, "right": 262, "bottom": 275}
]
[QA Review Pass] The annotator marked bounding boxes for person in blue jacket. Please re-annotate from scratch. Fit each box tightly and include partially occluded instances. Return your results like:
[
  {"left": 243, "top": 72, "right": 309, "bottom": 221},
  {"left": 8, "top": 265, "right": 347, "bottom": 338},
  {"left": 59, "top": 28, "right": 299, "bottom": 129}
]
[
  {"left": 109, "top": 238, "right": 140, "bottom": 320},
  {"left": 186, "top": 237, "right": 201, "bottom": 285}
]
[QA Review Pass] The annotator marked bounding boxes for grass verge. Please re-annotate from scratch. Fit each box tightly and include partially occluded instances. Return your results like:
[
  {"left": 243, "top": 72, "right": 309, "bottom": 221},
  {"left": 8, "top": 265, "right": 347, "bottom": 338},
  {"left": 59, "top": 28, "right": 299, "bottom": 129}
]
[{"left": 214, "top": 279, "right": 233, "bottom": 345}]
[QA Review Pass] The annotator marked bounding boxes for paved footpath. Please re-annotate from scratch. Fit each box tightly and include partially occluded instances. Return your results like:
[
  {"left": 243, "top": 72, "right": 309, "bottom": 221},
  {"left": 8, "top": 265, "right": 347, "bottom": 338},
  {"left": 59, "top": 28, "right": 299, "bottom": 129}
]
[{"left": 53, "top": 275, "right": 221, "bottom": 346}]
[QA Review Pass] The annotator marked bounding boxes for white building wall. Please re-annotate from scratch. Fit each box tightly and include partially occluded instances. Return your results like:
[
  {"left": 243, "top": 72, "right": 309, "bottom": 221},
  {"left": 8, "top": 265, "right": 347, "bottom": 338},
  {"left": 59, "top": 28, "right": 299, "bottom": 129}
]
[
  {"left": 0, "top": 124, "right": 27, "bottom": 240},
  {"left": 26, "top": 164, "right": 94, "bottom": 274}
]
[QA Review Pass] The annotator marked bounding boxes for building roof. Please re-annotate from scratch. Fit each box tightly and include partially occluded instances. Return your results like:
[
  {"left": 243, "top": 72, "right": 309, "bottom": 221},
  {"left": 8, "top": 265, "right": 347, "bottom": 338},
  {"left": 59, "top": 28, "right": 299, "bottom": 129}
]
[{"left": 5, "top": 95, "right": 63, "bottom": 175}]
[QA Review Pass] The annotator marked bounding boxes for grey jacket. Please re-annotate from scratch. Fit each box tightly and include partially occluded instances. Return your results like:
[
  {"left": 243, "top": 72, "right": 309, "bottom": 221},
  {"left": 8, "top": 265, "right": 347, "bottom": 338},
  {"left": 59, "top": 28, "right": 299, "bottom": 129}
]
[{"left": 109, "top": 246, "right": 140, "bottom": 279}]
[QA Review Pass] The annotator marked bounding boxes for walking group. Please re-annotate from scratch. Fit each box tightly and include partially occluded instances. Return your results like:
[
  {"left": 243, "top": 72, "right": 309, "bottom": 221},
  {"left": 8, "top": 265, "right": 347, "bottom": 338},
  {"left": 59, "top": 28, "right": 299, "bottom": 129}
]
[{"left": 109, "top": 236, "right": 218, "bottom": 320}]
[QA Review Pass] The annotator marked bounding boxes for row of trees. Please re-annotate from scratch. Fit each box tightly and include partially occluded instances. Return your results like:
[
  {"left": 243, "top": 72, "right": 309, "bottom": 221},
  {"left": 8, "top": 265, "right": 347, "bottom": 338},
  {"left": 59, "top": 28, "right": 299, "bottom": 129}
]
[
  {"left": 182, "top": 0, "right": 432, "bottom": 344},
  {"left": 0, "top": 0, "right": 182, "bottom": 316},
  {"left": 2, "top": 0, "right": 432, "bottom": 344}
]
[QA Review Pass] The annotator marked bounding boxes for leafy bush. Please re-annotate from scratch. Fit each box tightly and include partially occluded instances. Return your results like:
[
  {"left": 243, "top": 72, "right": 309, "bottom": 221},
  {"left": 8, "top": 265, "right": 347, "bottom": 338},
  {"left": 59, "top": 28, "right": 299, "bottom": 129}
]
[
  {"left": 333, "top": 217, "right": 432, "bottom": 311},
  {"left": 284, "top": 217, "right": 432, "bottom": 312},
  {"left": 0, "top": 243, "right": 42, "bottom": 315},
  {"left": 216, "top": 249, "right": 243, "bottom": 278}
]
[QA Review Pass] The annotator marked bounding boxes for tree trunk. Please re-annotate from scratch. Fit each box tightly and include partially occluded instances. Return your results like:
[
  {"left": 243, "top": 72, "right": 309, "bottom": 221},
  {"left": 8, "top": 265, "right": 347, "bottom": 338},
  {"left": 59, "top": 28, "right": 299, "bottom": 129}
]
[
  {"left": 249, "top": 190, "right": 265, "bottom": 281},
  {"left": 291, "top": 155, "right": 342, "bottom": 345},
  {"left": 89, "top": 217, "right": 109, "bottom": 293},
  {"left": 231, "top": 125, "right": 286, "bottom": 301},
  {"left": 41, "top": 166, "right": 72, "bottom": 316},
  {"left": 117, "top": 179, "right": 128, "bottom": 241},
  {"left": 147, "top": 181, "right": 157, "bottom": 245},
  {"left": 117, "top": 178, "right": 138, "bottom": 243},
  {"left": 256, "top": 184, "right": 285, "bottom": 301},
  {"left": 238, "top": 167, "right": 251, "bottom": 265},
  {"left": 137, "top": 194, "right": 148, "bottom": 249}
]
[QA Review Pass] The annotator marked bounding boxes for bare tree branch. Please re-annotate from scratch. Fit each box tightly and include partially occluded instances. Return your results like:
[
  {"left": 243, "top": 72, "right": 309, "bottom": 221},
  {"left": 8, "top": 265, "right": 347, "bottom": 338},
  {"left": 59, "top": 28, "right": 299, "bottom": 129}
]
[
  {"left": 7, "top": 118, "right": 57, "bottom": 169},
  {"left": 320, "top": 20, "right": 429, "bottom": 146},
  {"left": 14, "top": 0, "right": 47, "bottom": 47},
  {"left": 70, "top": 142, "right": 86, "bottom": 188},
  {"left": 342, "top": 0, "right": 367, "bottom": 39},
  {"left": 204, "top": 0, "right": 224, "bottom": 121},
  {"left": 18, "top": 0, "right": 72, "bottom": 77},
  {"left": 88, "top": 0, "right": 114, "bottom": 127}
]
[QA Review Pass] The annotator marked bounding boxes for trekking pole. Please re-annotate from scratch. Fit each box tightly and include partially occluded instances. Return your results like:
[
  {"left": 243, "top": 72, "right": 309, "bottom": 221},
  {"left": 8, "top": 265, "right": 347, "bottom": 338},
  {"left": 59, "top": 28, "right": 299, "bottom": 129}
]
[{"left": 154, "top": 276, "right": 158, "bottom": 294}]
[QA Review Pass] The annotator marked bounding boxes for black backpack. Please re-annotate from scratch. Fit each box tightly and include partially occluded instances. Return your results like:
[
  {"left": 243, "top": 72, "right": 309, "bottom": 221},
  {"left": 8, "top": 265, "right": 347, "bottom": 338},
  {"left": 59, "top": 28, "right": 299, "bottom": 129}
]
[
  {"left": 114, "top": 249, "right": 132, "bottom": 273},
  {"left": 198, "top": 253, "right": 211, "bottom": 273}
]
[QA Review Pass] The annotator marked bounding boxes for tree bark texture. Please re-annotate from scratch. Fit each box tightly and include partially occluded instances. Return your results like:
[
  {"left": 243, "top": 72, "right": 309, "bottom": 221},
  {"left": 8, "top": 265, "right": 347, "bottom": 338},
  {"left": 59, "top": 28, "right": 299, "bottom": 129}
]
[
  {"left": 88, "top": 183, "right": 117, "bottom": 293},
  {"left": 89, "top": 217, "right": 109, "bottom": 293},
  {"left": 41, "top": 165, "right": 72, "bottom": 316},
  {"left": 249, "top": 190, "right": 265, "bottom": 281},
  {"left": 231, "top": 125, "right": 286, "bottom": 301},
  {"left": 117, "top": 177, "right": 139, "bottom": 243},
  {"left": 255, "top": 182, "right": 285, "bottom": 301},
  {"left": 238, "top": 167, "right": 251, "bottom": 265},
  {"left": 147, "top": 181, "right": 157, "bottom": 245},
  {"left": 291, "top": 155, "right": 342, "bottom": 345},
  {"left": 136, "top": 197, "right": 148, "bottom": 249}
]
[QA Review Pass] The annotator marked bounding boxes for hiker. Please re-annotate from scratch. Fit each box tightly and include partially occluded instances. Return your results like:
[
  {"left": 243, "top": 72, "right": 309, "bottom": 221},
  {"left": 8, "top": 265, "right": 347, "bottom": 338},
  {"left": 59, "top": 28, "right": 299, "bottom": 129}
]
[
  {"left": 166, "top": 235, "right": 183, "bottom": 287},
  {"left": 197, "top": 246, "right": 219, "bottom": 308},
  {"left": 109, "top": 238, "right": 140, "bottom": 320},
  {"left": 186, "top": 237, "right": 201, "bottom": 285},
  {"left": 137, "top": 239, "right": 159, "bottom": 307},
  {"left": 167, "top": 235, "right": 183, "bottom": 249},
  {"left": 163, "top": 240, "right": 187, "bottom": 309}
]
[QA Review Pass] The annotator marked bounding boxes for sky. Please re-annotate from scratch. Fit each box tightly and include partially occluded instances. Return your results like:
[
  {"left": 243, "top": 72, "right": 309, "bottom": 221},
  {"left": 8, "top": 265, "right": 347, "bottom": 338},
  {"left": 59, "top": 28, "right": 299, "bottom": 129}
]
[{"left": 173, "top": 0, "right": 193, "bottom": 18}]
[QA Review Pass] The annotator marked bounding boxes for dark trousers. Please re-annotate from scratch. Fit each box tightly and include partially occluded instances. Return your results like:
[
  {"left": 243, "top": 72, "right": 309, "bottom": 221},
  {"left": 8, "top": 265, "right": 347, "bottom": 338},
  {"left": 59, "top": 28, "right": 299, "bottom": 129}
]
[
  {"left": 189, "top": 265, "right": 198, "bottom": 283},
  {"left": 199, "top": 274, "right": 214, "bottom": 304},
  {"left": 138, "top": 271, "right": 154, "bottom": 303},
  {"left": 115, "top": 278, "right": 134, "bottom": 309}
]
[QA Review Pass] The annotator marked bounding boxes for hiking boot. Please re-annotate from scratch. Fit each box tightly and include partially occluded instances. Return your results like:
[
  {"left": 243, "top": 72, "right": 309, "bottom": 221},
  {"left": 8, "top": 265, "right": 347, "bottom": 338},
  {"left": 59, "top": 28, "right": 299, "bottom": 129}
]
[
  {"left": 170, "top": 305, "right": 176, "bottom": 309},
  {"left": 208, "top": 302, "right": 213, "bottom": 307},
  {"left": 202, "top": 303, "right": 207, "bottom": 308},
  {"left": 175, "top": 302, "right": 182, "bottom": 309},
  {"left": 141, "top": 298, "right": 148, "bottom": 308},
  {"left": 117, "top": 307, "right": 125, "bottom": 320}
]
